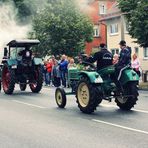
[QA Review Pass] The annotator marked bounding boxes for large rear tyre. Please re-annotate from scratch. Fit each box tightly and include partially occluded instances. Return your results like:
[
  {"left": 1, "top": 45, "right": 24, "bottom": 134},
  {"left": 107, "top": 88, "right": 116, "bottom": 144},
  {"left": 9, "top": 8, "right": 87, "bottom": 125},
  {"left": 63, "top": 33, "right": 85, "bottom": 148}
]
[
  {"left": 55, "top": 88, "right": 67, "bottom": 108},
  {"left": 2, "top": 65, "right": 15, "bottom": 95},
  {"left": 20, "top": 84, "right": 27, "bottom": 91},
  {"left": 115, "top": 82, "right": 138, "bottom": 110},
  {"left": 30, "top": 67, "right": 43, "bottom": 93},
  {"left": 76, "top": 78, "right": 102, "bottom": 114}
]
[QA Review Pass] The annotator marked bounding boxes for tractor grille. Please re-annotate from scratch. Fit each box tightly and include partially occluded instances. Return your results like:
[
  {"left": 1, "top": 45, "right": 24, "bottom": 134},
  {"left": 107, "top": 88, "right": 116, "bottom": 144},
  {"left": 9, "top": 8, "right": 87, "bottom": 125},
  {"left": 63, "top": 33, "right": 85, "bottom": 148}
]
[{"left": 69, "top": 72, "right": 79, "bottom": 80}]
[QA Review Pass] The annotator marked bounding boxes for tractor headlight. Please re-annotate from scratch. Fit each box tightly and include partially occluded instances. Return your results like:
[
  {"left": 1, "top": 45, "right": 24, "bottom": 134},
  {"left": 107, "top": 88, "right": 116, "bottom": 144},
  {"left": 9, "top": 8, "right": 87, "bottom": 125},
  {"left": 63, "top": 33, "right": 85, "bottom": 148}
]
[{"left": 11, "top": 65, "right": 17, "bottom": 69}]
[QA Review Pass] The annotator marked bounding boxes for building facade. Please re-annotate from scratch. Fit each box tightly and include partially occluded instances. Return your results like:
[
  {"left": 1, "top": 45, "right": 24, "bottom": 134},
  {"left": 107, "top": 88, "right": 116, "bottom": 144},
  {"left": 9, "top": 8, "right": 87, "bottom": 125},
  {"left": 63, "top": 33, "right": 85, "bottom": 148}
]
[{"left": 85, "top": 0, "right": 115, "bottom": 55}]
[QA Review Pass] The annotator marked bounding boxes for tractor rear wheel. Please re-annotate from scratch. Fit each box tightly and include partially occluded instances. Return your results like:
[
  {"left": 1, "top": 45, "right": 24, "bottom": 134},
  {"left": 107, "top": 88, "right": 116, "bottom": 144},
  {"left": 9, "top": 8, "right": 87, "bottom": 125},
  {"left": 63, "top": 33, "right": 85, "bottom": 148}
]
[
  {"left": 30, "top": 67, "right": 43, "bottom": 93},
  {"left": 2, "top": 65, "right": 15, "bottom": 94},
  {"left": 115, "top": 82, "right": 138, "bottom": 110},
  {"left": 76, "top": 78, "right": 102, "bottom": 114}
]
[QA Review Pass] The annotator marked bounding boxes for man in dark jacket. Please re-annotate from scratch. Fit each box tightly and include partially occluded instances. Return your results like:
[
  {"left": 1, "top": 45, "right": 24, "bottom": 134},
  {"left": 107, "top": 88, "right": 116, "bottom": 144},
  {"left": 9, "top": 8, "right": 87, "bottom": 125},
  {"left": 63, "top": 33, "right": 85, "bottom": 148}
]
[
  {"left": 116, "top": 40, "right": 131, "bottom": 80},
  {"left": 18, "top": 46, "right": 32, "bottom": 62},
  {"left": 87, "top": 43, "right": 113, "bottom": 71},
  {"left": 113, "top": 40, "right": 132, "bottom": 92}
]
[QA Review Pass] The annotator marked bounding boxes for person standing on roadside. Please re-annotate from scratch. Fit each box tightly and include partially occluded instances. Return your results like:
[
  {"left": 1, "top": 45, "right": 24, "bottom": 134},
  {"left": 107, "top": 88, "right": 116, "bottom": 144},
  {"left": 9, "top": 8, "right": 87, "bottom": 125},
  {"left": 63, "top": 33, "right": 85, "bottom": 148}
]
[
  {"left": 132, "top": 53, "right": 141, "bottom": 77},
  {"left": 51, "top": 60, "right": 61, "bottom": 87},
  {"left": 46, "top": 59, "right": 53, "bottom": 86},
  {"left": 59, "top": 55, "right": 68, "bottom": 88}
]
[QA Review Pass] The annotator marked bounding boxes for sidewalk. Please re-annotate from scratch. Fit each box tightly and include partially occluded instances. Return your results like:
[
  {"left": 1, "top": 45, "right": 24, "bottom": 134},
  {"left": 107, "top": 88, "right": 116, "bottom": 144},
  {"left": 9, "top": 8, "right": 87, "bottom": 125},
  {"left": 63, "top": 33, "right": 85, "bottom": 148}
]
[{"left": 139, "top": 82, "right": 148, "bottom": 91}]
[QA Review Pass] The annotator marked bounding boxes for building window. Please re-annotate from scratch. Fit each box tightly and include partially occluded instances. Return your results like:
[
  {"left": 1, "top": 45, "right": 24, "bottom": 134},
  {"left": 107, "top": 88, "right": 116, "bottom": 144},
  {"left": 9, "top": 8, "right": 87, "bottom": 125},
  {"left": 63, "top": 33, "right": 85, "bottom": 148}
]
[
  {"left": 134, "top": 47, "right": 139, "bottom": 55},
  {"left": 99, "top": 4, "right": 106, "bottom": 14},
  {"left": 110, "top": 24, "right": 118, "bottom": 34},
  {"left": 94, "top": 26, "right": 100, "bottom": 37},
  {"left": 124, "top": 20, "right": 130, "bottom": 33},
  {"left": 111, "top": 48, "right": 119, "bottom": 55},
  {"left": 144, "top": 47, "right": 148, "bottom": 58}
]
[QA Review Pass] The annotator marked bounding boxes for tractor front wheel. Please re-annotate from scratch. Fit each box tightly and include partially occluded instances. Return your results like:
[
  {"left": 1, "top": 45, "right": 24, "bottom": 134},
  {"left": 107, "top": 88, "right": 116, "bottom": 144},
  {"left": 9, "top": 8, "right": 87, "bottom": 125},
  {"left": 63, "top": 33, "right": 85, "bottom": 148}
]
[
  {"left": 2, "top": 65, "right": 15, "bottom": 94},
  {"left": 30, "top": 67, "right": 43, "bottom": 93},
  {"left": 55, "top": 88, "right": 67, "bottom": 108}
]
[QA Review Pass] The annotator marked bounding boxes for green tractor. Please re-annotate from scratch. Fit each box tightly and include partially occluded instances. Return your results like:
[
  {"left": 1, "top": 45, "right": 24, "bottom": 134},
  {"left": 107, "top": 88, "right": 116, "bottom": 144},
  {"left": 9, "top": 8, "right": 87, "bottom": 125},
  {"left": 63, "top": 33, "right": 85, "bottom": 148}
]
[
  {"left": 55, "top": 61, "right": 139, "bottom": 114},
  {"left": 1, "top": 39, "right": 43, "bottom": 95}
]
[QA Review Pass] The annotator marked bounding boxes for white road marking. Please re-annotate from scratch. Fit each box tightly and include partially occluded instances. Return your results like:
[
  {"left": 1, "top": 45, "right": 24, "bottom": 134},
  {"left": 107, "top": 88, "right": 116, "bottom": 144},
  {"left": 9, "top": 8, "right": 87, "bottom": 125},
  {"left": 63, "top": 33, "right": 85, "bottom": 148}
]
[
  {"left": 42, "top": 87, "right": 52, "bottom": 91},
  {"left": 13, "top": 100, "right": 46, "bottom": 109},
  {"left": 92, "top": 119, "right": 148, "bottom": 135},
  {"left": 101, "top": 104, "right": 148, "bottom": 114}
]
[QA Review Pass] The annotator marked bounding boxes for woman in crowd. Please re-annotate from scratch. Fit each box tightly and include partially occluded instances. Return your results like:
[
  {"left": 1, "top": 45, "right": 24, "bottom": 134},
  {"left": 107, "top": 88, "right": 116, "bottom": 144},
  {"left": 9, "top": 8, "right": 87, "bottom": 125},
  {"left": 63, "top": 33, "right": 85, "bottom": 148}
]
[
  {"left": 68, "top": 58, "right": 76, "bottom": 69},
  {"left": 132, "top": 53, "right": 141, "bottom": 77},
  {"left": 46, "top": 59, "right": 53, "bottom": 86}
]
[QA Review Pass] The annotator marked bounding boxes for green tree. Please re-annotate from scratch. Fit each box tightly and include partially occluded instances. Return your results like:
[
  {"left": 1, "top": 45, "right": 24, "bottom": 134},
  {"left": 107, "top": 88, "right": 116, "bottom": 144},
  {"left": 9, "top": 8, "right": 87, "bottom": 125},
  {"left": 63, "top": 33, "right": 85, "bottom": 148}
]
[
  {"left": 118, "top": 0, "right": 148, "bottom": 47},
  {"left": 30, "top": 0, "right": 93, "bottom": 57}
]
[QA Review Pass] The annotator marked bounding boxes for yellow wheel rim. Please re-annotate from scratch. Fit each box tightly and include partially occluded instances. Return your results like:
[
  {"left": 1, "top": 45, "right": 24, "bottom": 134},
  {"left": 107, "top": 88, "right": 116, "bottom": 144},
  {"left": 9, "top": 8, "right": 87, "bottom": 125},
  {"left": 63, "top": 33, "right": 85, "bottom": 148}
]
[
  {"left": 77, "top": 82, "right": 89, "bottom": 107},
  {"left": 56, "top": 90, "right": 62, "bottom": 105}
]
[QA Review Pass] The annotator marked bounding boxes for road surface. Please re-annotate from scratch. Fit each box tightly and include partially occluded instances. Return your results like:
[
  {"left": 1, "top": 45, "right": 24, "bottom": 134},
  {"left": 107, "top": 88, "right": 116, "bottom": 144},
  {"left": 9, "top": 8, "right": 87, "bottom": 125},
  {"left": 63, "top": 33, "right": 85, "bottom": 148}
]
[{"left": 0, "top": 86, "right": 148, "bottom": 148}]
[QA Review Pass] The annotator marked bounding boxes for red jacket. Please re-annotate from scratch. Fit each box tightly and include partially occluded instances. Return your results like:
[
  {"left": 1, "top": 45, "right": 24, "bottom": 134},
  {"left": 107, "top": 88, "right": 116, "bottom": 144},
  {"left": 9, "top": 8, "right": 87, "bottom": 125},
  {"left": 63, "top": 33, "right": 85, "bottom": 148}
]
[{"left": 46, "top": 62, "right": 53, "bottom": 73}]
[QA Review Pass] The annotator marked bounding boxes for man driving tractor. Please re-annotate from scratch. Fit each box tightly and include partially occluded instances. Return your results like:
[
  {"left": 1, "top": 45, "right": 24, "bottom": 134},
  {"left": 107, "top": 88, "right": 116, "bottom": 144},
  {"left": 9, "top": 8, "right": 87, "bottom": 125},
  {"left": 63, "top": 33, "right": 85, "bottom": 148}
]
[
  {"left": 18, "top": 46, "right": 32, "bottom": 62},
  {"left": 87, "top": 43, "right": 113, "bottom": 71}
]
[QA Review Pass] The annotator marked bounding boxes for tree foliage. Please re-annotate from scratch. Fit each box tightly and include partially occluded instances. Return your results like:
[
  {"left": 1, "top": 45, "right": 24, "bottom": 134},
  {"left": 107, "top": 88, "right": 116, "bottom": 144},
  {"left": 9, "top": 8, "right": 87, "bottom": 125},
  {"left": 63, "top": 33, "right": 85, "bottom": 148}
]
[
  {"left": 30, "top": 0, "right": 93, "bottom": 57},
  {"left": 118, "top": 0, "right": 148, "bottom": 47}
]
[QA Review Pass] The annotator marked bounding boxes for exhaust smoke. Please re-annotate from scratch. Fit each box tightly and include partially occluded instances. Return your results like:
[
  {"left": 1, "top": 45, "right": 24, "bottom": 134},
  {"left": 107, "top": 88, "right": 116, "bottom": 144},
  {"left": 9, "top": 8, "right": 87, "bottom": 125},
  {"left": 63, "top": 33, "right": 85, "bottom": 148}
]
[{"left": 0, "top": 2, "right": 31, "bottom": 59}]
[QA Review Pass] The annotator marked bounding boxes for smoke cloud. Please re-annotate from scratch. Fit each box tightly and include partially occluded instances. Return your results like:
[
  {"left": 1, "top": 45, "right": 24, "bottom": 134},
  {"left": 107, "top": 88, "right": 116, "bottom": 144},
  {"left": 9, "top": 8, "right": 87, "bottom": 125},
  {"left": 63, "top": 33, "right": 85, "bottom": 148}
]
[
  {"left": 0, "top": 2, "right": 31, "bottom": 59},
  {"left": 75, "top": 0, "right": 95, "bottom": 14}
]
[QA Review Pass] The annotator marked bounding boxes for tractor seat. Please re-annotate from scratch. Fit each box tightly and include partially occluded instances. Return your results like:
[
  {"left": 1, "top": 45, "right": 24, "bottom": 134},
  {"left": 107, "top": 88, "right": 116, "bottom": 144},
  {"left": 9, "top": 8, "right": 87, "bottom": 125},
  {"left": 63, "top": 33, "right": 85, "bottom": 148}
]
[{"left": 98, "top": 65, "right": 115, "bottom": 76}]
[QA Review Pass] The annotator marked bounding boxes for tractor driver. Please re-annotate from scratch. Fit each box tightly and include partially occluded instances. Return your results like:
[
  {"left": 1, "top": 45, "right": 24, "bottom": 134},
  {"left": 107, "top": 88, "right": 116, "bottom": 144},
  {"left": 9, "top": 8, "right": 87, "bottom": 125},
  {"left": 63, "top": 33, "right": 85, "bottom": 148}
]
[
  {"left": 87, "top": 43, "right": 113, "bottom": 71},
  {"left": 18, "top": 46, "right": 32, "bottom": 62}
]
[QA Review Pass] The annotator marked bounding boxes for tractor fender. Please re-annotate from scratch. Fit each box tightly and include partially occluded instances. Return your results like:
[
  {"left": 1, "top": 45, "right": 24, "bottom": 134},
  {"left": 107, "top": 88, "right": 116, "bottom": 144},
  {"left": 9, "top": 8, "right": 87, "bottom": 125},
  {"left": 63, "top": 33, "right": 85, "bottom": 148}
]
[
  {"left": 7, "top": 59, "right": 18, "bottom": 69},
  {"left": 120, "top": 69, "right": 139, "bottom": 85},
  {"left": 33, "top": 58, "right": 43, "bottom": 65},
  {"left": 79, "top": 71, "right": 103, "bottom": 83}
]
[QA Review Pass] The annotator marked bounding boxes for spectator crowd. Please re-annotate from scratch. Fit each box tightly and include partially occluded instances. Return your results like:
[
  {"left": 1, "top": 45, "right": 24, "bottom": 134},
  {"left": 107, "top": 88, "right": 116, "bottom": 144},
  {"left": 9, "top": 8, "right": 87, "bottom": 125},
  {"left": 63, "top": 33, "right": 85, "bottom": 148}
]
[
  {"left": 42, "top": 54, "right": 77, "bottom": 88},
  {"left": 42, "top": 46, "right": 141, "bottom": 88}
]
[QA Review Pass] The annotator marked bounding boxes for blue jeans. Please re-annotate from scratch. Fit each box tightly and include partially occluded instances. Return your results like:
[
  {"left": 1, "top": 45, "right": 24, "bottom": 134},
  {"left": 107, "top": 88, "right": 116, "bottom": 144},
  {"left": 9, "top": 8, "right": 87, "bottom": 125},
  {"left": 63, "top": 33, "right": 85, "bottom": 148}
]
[
  {"left": 45, "top": 72, "right": 51, "bottom": 85},
  {"left": 60, "top": 71, "right": 66, "bottom": 87}
]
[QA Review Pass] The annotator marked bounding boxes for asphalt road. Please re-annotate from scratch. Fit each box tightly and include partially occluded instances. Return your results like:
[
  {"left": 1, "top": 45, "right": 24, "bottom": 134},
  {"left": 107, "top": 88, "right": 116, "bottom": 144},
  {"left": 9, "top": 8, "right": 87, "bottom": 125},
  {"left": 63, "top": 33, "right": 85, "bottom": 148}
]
[{"left": 0, "top": 86, "right": 148, "bottom": 148}]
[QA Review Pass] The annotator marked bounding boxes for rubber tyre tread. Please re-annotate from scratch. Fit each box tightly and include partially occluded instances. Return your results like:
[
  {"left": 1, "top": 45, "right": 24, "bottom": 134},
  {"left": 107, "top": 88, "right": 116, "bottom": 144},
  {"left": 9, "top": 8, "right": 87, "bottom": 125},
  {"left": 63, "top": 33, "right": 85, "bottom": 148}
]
[
  {"left": 55, "top": 88, "right": 67, "bottom": 108},
  {"left": 30, "top": 67, "right": 43, "bottom": 93},
  {"left": 2, "top": 66, "right": 15, "bottom": 95},
  {"left": 76, "top": 77, "right": 100, "bottom": 114},
  {"left": 115, "top": 82, "right": 138, "bottom": 110}
]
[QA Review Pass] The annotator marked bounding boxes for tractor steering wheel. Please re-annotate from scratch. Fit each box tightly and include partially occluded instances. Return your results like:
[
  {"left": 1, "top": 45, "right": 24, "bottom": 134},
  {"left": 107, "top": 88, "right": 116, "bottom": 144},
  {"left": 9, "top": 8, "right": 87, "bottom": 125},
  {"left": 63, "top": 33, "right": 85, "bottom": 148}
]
[{"left": 81, "top": 61, "right": 97, "bottom": 71}]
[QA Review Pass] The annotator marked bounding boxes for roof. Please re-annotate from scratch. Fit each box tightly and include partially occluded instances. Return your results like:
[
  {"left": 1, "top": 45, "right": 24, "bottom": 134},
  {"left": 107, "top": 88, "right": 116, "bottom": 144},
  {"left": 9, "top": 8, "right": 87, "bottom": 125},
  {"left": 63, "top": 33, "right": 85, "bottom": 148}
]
[
  {"left": 7, "top": 39, "right": 40, "bottom": 47},
  {"left": 99, "top": 2, "right": 122, "bottom": 21}
]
